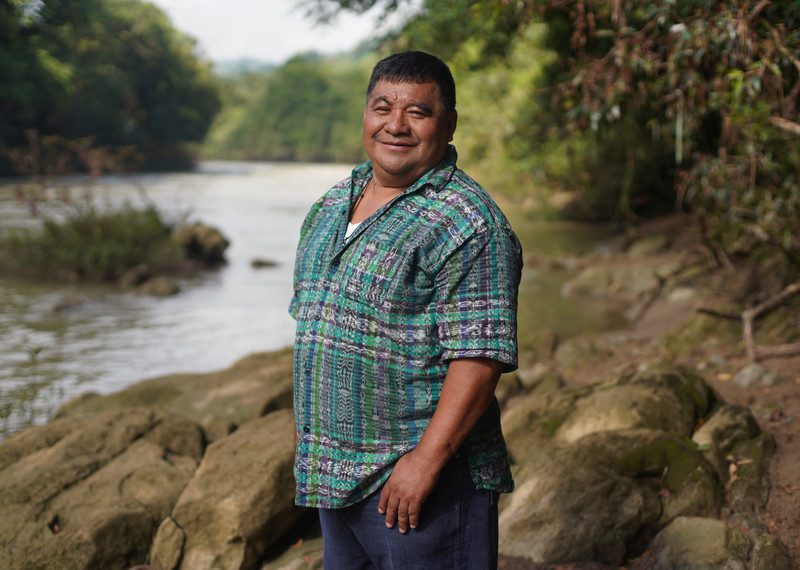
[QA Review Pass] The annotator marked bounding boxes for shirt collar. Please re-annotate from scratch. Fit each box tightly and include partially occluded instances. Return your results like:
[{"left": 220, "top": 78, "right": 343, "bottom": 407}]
[{"left": 351, "top": 145, "right": 458, "bottom": 195}]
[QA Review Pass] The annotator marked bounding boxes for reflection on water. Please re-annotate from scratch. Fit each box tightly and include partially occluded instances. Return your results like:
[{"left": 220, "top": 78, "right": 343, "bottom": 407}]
[{"left": 0, "top": 162, "right": 623, "bottom": 437}]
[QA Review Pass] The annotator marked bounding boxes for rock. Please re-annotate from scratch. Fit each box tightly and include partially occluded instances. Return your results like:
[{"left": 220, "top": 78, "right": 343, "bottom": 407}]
[
  {"left": 52, "top": 293, "right": 89, "bottom": 312},
  {"left": 119, "top": 263, "right": 152, "bottom": 289},
  {"left": 516, "top": 362, "right": 563, "bottom": 393},
  {"left": 172, "top": 222, "right": 229, "bottom": 265},
  {"left": 500, "top": 429, "right": 722, "bottom": 565},
  {"left": 498, "top": 368, "right": 726, "bottom": 565},
  {"left": 561, "top": 264, "right": 670, "bottom": 301},
  {"left": 553, "top": 336, "right": 614, "bottom": 372},
  {"left": 138, "top": 276, "right": 180, "bottom": 297},
  {"left": 595, "top": 233, "right": 630, "bottom": 256},
  {"left": 0, "top": 408, "right": 204, "bottom": 570},
  {"left": 666, "top": 286, "right": 697, "bottom": 303},
  {"left": 733, "top": 363, "right": 768, "bottom": 387},
  {"left": 727, "top": 433, "right": 775, "bottom": 514},
  {"left": 250, "top": 257, "right": 279, "bottom": 269},
  {"left": 495, "top": 372, "right": 524, "bottom": 408},
  {"left": 692, "top": 405, "right": 759, "bottom": 456},
  {"left": 647, "top": 517, "right": 751, "bottom": 569},
  {"left": 261, "top": 537, "right": 324, "bottom": 570},
  {"left": 555, "top": 383, "right": 693, "bottom": 443},
  {"left": 500, "top": 449, "right": 662, "bottom": 564},
  {"left": 148, "top": 409, "right": 302, "bottom": 570},
  {"left": 627, "top": 234, "right": 671, "bottom": 257},
  {"left": 692, "top": 405, "right": 760, "bottom": 483},
  {"left": 750, "top": 529, "right": 794, "bottom": 570},
  {"left": 656, "top": 313, "right": 742, "bottom": 359},
  {"left": 57, "top": 348, "right": 294, "bottom": 441}
]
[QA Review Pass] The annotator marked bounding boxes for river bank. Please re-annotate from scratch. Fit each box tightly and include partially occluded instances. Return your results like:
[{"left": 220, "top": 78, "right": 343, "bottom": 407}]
[{"left": 1, "top": 212, "right": 797, "bottom": 568}]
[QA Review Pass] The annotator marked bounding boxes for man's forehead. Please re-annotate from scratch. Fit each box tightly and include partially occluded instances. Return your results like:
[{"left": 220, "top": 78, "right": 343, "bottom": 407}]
[{"left": 368, "top": 80, "right": 442, "bottom": 104}]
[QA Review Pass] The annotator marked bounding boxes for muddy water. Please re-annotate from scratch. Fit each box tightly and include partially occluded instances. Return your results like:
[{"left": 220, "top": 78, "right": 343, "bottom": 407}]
[{"left": 0, "top": 163, "right": 622, "bottom": 437}]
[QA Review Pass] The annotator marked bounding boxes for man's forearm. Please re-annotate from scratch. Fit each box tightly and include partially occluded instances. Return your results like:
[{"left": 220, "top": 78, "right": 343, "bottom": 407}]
[
  {"left": 413, "top": 357, "right": 503, "bottom": 471},
  {"left": 378, "top": 357, "right": 504, "bottom": 532}
]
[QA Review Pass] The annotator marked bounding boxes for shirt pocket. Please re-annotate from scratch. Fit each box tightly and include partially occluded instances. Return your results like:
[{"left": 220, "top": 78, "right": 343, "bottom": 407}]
[{"left": 342, "top": 243, "right": 405, "bottom": 307}]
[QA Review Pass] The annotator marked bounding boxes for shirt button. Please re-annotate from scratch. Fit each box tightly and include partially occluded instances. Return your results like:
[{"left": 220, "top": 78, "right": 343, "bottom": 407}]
[
  {"left": 304, "top": 366, "right": 312, "bottom": 375},
  {"left": 303, "top": 425, "right": 310, "bottom": 433}
]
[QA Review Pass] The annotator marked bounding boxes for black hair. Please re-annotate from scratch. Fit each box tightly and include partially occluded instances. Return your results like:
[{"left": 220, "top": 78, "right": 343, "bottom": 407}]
[{"left": 366, "top": 51, "right": 456, "bottom": 112}]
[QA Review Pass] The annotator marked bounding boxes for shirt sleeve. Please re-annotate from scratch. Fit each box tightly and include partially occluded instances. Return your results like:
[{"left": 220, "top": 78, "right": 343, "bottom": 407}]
[{"left": 433, "top": 227, "right": 522, "bottom": 372}]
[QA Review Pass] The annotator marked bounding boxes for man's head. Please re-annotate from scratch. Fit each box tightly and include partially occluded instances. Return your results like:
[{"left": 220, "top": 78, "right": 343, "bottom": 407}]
[
  {"left": 363, "top": 51, "right": 458, "bottom": 188},
  {"left": 366, "top": 51, "right": 456, "bottom": 113}
]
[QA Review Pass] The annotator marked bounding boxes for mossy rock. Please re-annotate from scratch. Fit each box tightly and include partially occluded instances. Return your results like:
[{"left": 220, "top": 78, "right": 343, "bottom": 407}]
[
  {"left": 656, "top": 313, "right": 741, "bottom": 358},
  {"left": 647, "top": 516, "right": 752, "bottom": 569},
  {"left": 727, "top": 432, "right": 776, "bottom": 514},
  {"left": 572, "top": 430, "right": 722, "bottom": 525}
]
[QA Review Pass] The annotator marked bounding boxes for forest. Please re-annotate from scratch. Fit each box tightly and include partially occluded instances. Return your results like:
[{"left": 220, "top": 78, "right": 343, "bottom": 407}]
[{"left": 1, "top": 0, "right": 220, "bottom": 172}]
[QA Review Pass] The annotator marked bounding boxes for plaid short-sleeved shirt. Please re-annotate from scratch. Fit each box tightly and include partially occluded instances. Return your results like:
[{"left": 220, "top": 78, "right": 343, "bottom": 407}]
[{"left": 289, "top": 146, "right": 522, "bottom": 508}]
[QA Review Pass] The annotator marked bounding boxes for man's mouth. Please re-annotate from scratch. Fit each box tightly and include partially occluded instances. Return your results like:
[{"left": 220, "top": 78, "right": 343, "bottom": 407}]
[{"left": 376, "top": 139, "right": 416, "bottom": 148}]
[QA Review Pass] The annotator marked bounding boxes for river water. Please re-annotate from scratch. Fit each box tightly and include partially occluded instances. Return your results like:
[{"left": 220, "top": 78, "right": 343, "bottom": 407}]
[{"left": 0, "top": 162, "right": 622, "bottom": 437}]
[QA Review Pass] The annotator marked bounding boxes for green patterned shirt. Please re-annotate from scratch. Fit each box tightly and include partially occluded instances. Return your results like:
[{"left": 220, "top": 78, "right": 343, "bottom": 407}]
[{"left": 290, "top": 146, "right": 521, "bottom": 508}]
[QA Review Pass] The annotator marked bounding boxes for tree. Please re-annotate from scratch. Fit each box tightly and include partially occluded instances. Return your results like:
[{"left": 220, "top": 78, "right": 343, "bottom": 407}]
[{"left": 1, "top": 0, "right": 221, "bottom": 171}]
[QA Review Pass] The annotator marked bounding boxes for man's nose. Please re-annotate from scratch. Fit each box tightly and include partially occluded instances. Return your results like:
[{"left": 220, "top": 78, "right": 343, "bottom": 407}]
[{"left": 384, "top": 111, "right": 411, "bottom": 135}]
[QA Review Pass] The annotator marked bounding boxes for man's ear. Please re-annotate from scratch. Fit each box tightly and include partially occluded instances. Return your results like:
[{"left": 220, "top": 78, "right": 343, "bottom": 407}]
[{"left": 448, "top": 110, "right": 458, "bottom": 142}]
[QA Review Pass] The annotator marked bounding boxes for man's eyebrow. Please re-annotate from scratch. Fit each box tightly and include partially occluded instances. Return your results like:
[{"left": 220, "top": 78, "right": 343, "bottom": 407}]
[{"left": 369, "top": 96, "right": 434, "bottom": 115}]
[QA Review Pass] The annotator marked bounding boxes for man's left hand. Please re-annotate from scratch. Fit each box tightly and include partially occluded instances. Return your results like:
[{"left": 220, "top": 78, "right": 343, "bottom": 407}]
[{"left": 378, "top": 447, "right": 442, "bottom": 533}]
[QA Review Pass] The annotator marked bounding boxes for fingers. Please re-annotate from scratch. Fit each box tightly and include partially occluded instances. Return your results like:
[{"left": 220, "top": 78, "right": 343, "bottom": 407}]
[
  {"left": 408, "top": 507, "right": 420, "bottom": 530},
  {"left": 384, "top": 498, "right": 398, "bottom": 529},
  {"left": 378, "top": 485, "right": 389, "bottom": 515},
  {"left": 380, "top": 493, "right": 420, "bottom": 533}
]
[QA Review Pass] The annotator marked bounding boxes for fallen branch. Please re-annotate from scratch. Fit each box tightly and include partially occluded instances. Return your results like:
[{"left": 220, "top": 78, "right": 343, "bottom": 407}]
[
  {"left": 697, "top": 307, "right": 740, "bottom": 320},
  {"left": 700, "top": 279, "right": 800, "bottom": 362},
  {"left": 743, "top": 280, "right": 800, "bottom": 362}
]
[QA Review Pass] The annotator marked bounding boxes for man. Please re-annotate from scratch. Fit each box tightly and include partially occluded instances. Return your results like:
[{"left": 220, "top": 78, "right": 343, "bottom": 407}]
[{"left": 289, "top": 51, "right": 522, "bottom": 568}]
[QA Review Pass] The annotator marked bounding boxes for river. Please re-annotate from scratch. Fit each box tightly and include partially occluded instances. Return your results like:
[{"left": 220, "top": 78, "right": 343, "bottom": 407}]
[{"left": 0, "top": 161, "right": 623, "bottom": 437}]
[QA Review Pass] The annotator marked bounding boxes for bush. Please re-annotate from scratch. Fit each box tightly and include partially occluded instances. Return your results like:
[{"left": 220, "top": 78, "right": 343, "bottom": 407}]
[{"left": 0, "top": 202, "right": 184, "bottom": 282}]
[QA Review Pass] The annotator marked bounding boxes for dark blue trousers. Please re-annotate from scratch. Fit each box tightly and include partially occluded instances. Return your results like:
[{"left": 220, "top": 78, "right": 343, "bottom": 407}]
[{"left": 318, "top": 454, "right": 499, "bottom": 569}]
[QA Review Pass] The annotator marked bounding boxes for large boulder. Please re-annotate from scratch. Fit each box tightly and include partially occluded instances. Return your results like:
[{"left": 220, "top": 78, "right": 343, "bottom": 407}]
[
  {"left": 646, "top": 516, "right": 751, "bottom": 570},
  {"left": 172, "top": 222, "right": 230, "bottom": 265},
  {"left": 0, "top": 408, "right": 204, "bottom": 570},
  {"left": 560, "top": 261, "right": 678, "bottom": 301},
  {"left": 57, "top": 349, "right": 294, "bottom": 441},
  {"left": 148, "top": 409, "right": 302, "bottom": 570},
  {"left": 500, "top": 429, "right": 721, "bottom": 564},
  {"left": 498, "top": 368, "right": 729, "bottom": 565}
]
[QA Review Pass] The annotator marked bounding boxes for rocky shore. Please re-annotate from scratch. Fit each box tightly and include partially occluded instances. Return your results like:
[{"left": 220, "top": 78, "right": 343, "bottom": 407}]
[{"left": 1, "top": 215, "right": 797, "bottom": 569}]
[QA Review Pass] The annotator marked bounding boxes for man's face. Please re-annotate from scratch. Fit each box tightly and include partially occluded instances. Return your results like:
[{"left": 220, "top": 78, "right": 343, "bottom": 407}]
[{"left": 363, "top": 80, "right": 457, "bottom": 188}]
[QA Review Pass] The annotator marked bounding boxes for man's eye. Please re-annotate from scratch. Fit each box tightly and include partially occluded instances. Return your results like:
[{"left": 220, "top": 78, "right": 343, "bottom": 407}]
[{"left": 374, "top": 107, "right": 390, "bottom": 114}]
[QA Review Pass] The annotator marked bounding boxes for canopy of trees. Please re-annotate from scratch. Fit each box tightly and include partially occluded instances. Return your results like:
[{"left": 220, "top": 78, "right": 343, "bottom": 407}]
[
  {"left": 303, "top": 0, "right": 799, "bottom": 263},
  {"left": 0, "top": 0, "right": 220, "bottom": 172},
  {"left": 204, "top": 53, "right": 371, "bottom": 164}
]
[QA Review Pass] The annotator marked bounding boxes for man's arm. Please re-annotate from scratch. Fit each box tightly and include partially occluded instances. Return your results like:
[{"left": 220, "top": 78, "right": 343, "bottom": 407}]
[{"left": 377, "top": 357, "right": 503, "bottom": 533}]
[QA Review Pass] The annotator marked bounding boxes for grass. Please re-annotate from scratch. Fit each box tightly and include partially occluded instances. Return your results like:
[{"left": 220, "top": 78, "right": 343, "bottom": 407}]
[{"left": 0, "top": 202, "right": 184, "bottom": 283}]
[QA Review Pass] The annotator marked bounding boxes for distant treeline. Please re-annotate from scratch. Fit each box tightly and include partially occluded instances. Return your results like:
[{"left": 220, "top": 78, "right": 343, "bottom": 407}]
[
  {"left": 203, "top": 53, "right": 371, "bottom": 164},
  {"left": 0, "top": 0, "right": 220, "bottom": 173}
]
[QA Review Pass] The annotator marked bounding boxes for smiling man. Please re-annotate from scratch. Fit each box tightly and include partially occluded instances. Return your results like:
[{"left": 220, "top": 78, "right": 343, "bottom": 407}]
[{"left": 289, "top": 51, "right": 522, "bottom": 568}]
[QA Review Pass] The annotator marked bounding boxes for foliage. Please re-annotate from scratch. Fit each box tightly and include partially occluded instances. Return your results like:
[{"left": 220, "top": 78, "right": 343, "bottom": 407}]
[
  {"left": 312, "top": 0, "right": 800, "bottom": 263},
  {"left": 530, "top": 0, "right": 800, "bottom": 250},
  {"left": 204, "top": 54, "right": 371, "bottom": 163},
  {"left": 0, "top": 201, "right": 183, "bottom": 282},
  {"left": 0, "top": 0, "right": 221, "bottom": 172}
]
